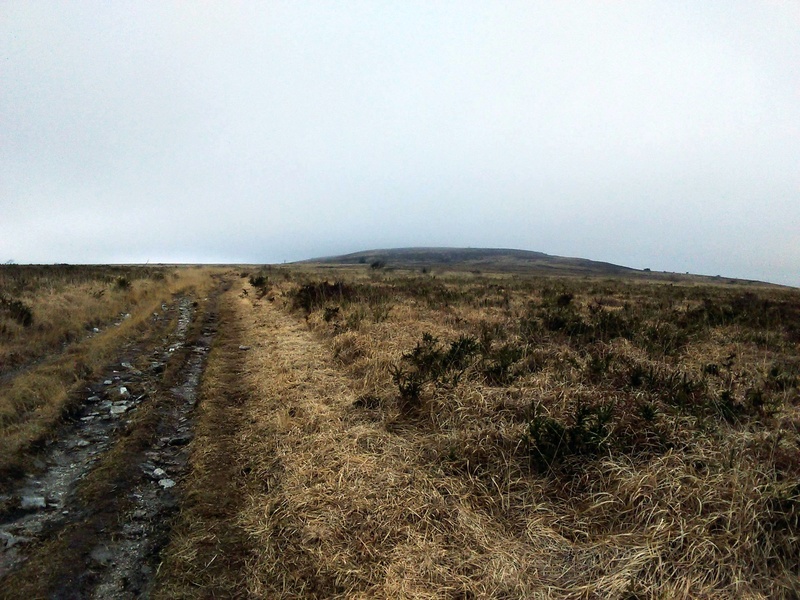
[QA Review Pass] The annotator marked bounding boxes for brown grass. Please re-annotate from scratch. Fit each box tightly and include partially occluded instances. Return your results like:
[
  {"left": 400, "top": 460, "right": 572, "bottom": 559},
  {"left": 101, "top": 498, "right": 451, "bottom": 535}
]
[
  {"left": 202, "top": 267, "right": 800, "bottom": 598},
  {"left": 1, "top": 265, "right": 165, "bottom": 373}
]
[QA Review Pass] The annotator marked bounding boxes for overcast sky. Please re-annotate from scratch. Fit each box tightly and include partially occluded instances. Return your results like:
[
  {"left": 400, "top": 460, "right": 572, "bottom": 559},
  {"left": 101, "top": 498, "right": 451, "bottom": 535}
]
[{"left": 2, "top": 2, "right": 798, "bottom": 284}]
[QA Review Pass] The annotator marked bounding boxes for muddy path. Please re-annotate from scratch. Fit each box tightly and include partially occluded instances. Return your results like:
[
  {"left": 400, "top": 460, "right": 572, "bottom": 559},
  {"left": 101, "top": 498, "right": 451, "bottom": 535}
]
[{"left": 0, "top": 276, "right": 230, "bottom": 599}]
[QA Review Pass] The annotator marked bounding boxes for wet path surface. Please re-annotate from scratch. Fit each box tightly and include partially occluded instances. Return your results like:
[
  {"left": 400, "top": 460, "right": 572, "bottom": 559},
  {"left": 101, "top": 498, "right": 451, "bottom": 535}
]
[{"left": 0, "top": 287, "right": 222, "bottom": 598}]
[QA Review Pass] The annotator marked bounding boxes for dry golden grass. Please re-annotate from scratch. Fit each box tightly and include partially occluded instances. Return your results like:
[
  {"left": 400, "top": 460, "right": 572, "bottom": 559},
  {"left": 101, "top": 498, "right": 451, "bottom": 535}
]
[
  {"left": 200, "top": 267, "right": 799, "bottom": 599},
  {"left": 0, "top": 266, "right": 163, "bottom": 372}
]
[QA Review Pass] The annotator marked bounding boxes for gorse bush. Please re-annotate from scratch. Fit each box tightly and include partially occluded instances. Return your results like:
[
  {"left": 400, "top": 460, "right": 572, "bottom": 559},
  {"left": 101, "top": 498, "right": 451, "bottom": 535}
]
[
  {"left": 522, "top": 393, "right": 676, "bottom": 472},
  {"left": 555, "top": 292, "right": 574, "bottom": 307},
  {"left": 523, "top": 400, "right": 615, "bottom": 470},
  {"left": 587, "top": 302, "right": 637, "bottom": 341},
  {"left": 389, "top": 333, "right": 478, "bottom": 411},
  {"left": 482, "top": 343, "right": 523, "bottom": 385},
  {"left": 389, "top": 332, "right": 527, "bottom": 409},
  {"left": 396, "top": 333, "right": 480, "bottom": 388},
  {"left": 539, "top": 303, "right": 588, "bottom": 337},
  {"left": 0, "top": 295, "right": 33, "bottom": 327},
  {"left": 292, "top": 280, "right": 356, "bottom": 313},
  {"left": 522, "top": 295, "right": 640, "bottom": 346},
  {"left": 248, "top": 272, "right": 271, "bottom": 298},
  {"left": 388, "top": 363, "right": 424, "bottom": 412},
  {"left": 767, "top": 360, "right": 800, "bottom": 391},
  {"left": 249, "top": 273, "right": 268, "bottom": 289}
]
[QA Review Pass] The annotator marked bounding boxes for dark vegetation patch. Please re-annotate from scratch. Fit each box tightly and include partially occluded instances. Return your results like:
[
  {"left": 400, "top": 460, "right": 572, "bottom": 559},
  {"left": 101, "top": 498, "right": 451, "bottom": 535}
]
[
  {"left": 292, "top": 281, "right": 358, "bottom": 313},
  {"left": 388, "top": 331, "right": 530, "bottom": 413},
  {"left": 0, "top": 295, "right": 33, "bottom": 327},
  {"left": 248, "top": 271, "right": 271, "bottom": 298}
]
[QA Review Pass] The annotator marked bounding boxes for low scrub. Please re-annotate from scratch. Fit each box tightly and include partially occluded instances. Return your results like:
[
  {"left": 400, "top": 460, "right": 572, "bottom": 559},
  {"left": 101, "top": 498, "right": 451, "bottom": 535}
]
[
  {"left": 0, "top": 294, "right": 33, "bottom": 327},
  {"left": 389, "top": 332, "right": 528, "bottom": 411},
  {"left": 291, "top": 280, "right": 356, "bottom": 313}
]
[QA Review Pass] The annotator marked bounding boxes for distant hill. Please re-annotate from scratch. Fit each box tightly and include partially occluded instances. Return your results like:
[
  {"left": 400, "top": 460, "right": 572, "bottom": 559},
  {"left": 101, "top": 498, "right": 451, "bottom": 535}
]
[{"left": 302, "top": 247, "right": 638, "bottom": 276}]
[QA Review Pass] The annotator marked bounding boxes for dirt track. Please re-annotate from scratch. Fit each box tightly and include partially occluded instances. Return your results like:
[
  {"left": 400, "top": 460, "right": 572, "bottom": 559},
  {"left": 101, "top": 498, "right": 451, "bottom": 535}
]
[{"left": 0, "top": 280, "right": 226, "bottom": 599}]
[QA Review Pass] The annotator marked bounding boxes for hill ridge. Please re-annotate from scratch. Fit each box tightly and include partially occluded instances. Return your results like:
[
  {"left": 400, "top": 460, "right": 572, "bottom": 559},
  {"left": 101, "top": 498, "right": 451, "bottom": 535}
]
[{"left": 301, "top": 246, "right": 636, "bottom": 276}]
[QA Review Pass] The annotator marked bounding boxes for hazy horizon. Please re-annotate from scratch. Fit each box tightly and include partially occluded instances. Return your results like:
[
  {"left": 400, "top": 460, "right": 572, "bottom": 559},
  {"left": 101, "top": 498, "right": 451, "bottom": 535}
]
[{"left": 2, "top": 2, "right": 798, "bottom": 285}]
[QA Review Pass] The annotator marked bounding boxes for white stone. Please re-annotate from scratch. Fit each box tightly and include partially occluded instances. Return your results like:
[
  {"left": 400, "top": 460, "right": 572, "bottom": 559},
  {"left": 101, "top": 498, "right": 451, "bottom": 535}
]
[{"left": 20, "top": 496, "right": 46, "bottom": 510}]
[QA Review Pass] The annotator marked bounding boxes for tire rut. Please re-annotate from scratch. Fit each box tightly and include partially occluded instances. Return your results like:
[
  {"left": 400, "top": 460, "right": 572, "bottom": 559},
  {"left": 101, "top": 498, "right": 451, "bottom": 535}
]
[{"left": 0, "top": 282, "right": 224, "bottom": 599}]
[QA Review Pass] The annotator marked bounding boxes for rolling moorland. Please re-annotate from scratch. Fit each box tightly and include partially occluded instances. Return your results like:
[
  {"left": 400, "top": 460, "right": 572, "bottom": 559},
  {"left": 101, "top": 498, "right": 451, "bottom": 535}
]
[{"left": 0, "top": 250, "right": 798, "bottom": 598}]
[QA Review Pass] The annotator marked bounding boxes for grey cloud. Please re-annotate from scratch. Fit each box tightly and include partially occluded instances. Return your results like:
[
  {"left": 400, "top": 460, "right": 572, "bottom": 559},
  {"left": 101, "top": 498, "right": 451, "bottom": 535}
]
[{"left": 1, "top": 1, "right": 798, "bottom": 284}]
